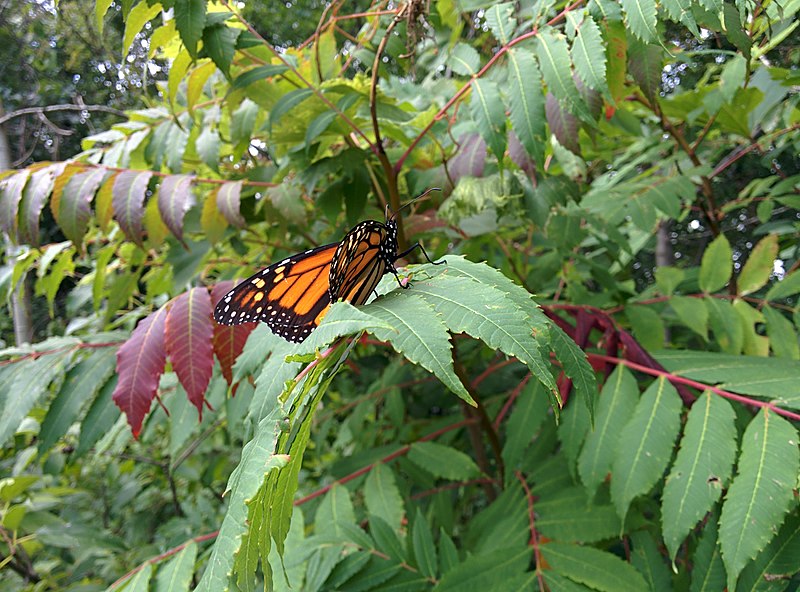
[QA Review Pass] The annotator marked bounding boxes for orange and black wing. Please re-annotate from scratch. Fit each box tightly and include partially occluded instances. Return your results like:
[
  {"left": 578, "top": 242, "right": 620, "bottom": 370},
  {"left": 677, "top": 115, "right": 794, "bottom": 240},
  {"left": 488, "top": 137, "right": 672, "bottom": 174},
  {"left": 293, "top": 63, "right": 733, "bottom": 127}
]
[
  {"left": 329, "top": 221, "right": 392, "bottom": 306},
  {"left": 213, "top": 243, "right": 338, "bottom": 342}
]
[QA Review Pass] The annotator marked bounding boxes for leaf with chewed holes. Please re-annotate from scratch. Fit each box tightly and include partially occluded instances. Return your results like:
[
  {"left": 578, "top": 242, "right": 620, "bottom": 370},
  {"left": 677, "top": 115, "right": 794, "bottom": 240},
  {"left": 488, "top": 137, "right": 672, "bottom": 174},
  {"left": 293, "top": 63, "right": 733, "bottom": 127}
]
[
  {"left": 166, "top": 288, "right": 215, "bottom": 416},
  {"left": 112, "top": 307, "right": 168, "bottom": 436}
]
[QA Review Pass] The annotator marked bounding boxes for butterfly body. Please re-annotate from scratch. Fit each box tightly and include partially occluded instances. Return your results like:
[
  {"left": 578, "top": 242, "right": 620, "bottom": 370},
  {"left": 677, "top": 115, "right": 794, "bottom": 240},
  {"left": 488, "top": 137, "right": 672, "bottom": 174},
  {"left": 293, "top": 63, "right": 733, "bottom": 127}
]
[{"left": 213, "top": 216, "right": 437, "bottom": 343}]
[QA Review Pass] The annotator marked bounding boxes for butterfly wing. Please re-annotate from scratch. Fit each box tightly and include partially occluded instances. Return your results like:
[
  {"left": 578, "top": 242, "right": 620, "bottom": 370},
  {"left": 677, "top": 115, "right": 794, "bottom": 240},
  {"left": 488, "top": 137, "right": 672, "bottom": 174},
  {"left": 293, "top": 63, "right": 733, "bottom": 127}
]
[
  {"left": 329, "top": 221, "right": 393, "bottom": 305},
  {"left": 213, "top": 243, "right": 338, "bottom": 342}
]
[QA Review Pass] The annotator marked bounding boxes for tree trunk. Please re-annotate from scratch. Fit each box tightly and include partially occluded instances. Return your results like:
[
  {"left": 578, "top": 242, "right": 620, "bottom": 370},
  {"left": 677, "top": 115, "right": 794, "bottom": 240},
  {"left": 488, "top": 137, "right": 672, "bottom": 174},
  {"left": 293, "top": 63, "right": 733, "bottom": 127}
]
[{"left": 0, "top": 100, "right": 34, "bottom": 345}]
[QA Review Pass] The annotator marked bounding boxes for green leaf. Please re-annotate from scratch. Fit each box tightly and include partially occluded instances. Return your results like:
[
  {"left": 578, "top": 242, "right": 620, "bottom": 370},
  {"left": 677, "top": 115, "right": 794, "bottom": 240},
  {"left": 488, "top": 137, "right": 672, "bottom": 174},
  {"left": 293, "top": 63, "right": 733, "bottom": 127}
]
[
  {"left": 270, "top": 88, "right": 314, "bottom": 128},
  {"left": 766, "top": 269, "right": 800, "bottom": 301},
  {"left": 737, "top": 234, "right": 778, "bottom": 296},
  {"left": 364, "top": 292, "right": 470, "bottom": 403},
  {"left": 95, "top": 0, "right": 114, "bottom": 34},
  {"left": 737, "top": 513, "right": 800, "bottom": 592},
  {"left": 123, "top": 562, "right": 153, "bottom": 592},
  {"left": 154, "top": 541, "right": 197, "bottom": 592},
  {"left": 408, "top": 442, "right": 481, "bottom": 481},
  {"left": 621, "top": 0, "right": 658, "bottom": 42},
  {"left": 411, "top": 275, "right": 557, "bottom": 408},
  {"left": 75, "top": 376, "right": 120, "bottom": 457},
  {"left": 0, "top": 352, "right": 69, "bottom": 446},
  {"left": 536, "top": 487, "right": 622, "bottom": 543},
  {"left": 411, "top": 509, "right": 437, "bottom": 579},
  {"left": 540, "top": 542, "right": 648, "bottom": 591},
  {"left": 470, "top": 79, "right": 506, "bottom": 161},
  {"left": 655, "top": 349, "right": 800, "bottom": 410},
  {"left": 196, "top": 127, "right": 221, "bottom": 172},
  {"left": 558, "top": 394, "right": 591, "bottom": 475},
  {"left": 706, "top": 297, "right": 744, "bottom": 355},
  {"left": 434, "top": 546, "right": 531, "bottom": 591},
  {"left": 655, "top": 267, "right": 685, "bottom": 297},
  {"left": 175, "top": 0, "right": 206, "bottom": 57},
  {"left": 690, "top": 510, "right": 725, "bottom": 592},
  {"left": 699, "top": 233, "right": 732, "bottom": 293},
  {"left": 448, "top": 42, "right": 480, "bottom": 76},
  {"left": 670, "top": 296, "right": 709, "bottom": 341},
  {"left": 305, "top": 110, "right": 338, "bottom": 146},
  {"left": 537, "top": 28, "right": 593, "bottom": 123},
  {"left": 610, "top": 377, "right": 682, "bottom": 522},
  {"left": 370, "top": 515, "right": 407, "bottom": 563},
  {"left": 38, "top": 347, "right": 117, "bottom": 454},
  {"left": 662, "top": 392, "right": 737, "bottom": 560},
  {"left": 195, "top": 403, "right": 287, "bottom": 590},
  {"left": 364, "top": 463, "right": 405, "bottom": 533},
  {"left": 203, "top": 24, "right": 240, "bottom": 76},
  {"left": 293, "top": 302, "right": 392, "bottom": 355},
  {"left": 123, "top": 1, "right": 163, "bottom": 55},
  {"left": 232, "top": 64, "right": 289, "bottom": 90},
  {"left": 626, "top": 304, "right": 665, "bottom": 351},
  {"left": 502, "top": 380, "right": 549, "bottom": 483},
  {"left": 549, "top": 324, "right": 597, "bottom": 420},
  {"left": 719, "top": 409, "right": 799, "bottom": 591},
  {"left": 484, "top": 3, "right": 516, "bottom": 44},
  {"left": 571, "top": 15, "right": 607, "bottom": 92},
  {"left": 763, "top": 305, "right": 799, "bottom": 359},
  {"left": 578, "top": 366, "right": 639, "bottom": 498},
  {"left": 231, "top": 98, "right": 259, "bottom": 148},
  {"left": 630, "top": 531, "right": 673, "bottom": 592},
  {"left": 506, "top": 48, "right": 546, "bottom": 167},
  {"left": 719, "top": 54, "right": 747, "bottom": 103}
]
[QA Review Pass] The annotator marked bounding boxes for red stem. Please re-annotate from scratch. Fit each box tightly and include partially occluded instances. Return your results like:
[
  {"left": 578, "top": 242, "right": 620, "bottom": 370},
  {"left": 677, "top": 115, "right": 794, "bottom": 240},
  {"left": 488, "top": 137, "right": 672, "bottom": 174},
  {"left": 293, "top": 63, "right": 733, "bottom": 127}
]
[
  {"left": 588, "top": 353, "right": 800, "bottom": 422},
  {"left": 294, "top": 418, "right": 477, "bottom": 506}
]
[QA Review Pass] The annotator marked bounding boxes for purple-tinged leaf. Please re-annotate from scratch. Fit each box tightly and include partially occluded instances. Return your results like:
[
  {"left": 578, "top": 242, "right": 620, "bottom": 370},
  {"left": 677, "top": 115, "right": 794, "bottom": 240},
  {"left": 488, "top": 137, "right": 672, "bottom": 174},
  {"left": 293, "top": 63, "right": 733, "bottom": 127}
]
[
  {"left": 211, "top": 282, "right": 256, "bottom": 385},
  {"left": 18, "top": 163, "right": 64, "bottom": 245},
  {"left": 628, "top": 41, "right": 663, "bottom": 102},
  {"left": 449, "top": 134, "right": 486, "bottom": 183},
  {"left": 508, "top": 131, "right": 536, "bottom": 178},
  {"left": 546, "top": 92, "right": 581, "bottom": 155},
  {"left": 166, "top": 288, "right": 215, "bottom": 416},
  {"left": 95, "top": 172, "right": 118, "bottom": 233},
  {"left": 112, "top": 170, "right": 154, "bottom": 246},
  {"left": 0, "top": 170, "right": 30, "bottom": 238},
  {"left": 157, "top": 174, "right": 195, "bottom": 241},
  {"left": 112, "top": 307, "right": 168, "bottom": 437},
  {"left": 216, "top": 181, "right": 245, "bottom": 228},
  {"left": 55, "top": 167, "right": 107, "bottom": 250}
]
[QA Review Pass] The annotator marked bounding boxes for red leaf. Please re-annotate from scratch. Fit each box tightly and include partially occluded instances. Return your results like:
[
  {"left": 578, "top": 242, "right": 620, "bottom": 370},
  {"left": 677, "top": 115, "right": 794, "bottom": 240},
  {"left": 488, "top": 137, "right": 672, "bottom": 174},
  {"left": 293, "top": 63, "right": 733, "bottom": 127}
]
[
  {"left": 216, "top": 180, "right": 245, "bottom": 228},
  {"left": 157, "top": 174, "right": 195, "bottom": 241},
  {"left": 112, "top": 170, "right": 154, "bottom": 246},
  {"left": 166, "top": 287, "right": 215, "bottom": 417},
  {"left": 112, "top": 307, "right": 169, "bottom": 437},
  {"left": 211, "top": 282, "right": 256, "bottom": 385}
]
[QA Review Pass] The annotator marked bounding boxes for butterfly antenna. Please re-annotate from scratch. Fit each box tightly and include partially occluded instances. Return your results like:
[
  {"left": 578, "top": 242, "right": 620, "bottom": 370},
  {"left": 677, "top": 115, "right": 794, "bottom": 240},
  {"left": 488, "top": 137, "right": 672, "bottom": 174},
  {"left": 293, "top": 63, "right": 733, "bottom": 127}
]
[{"left": 388, "top": 187, "right": 441, "bottom": 220}]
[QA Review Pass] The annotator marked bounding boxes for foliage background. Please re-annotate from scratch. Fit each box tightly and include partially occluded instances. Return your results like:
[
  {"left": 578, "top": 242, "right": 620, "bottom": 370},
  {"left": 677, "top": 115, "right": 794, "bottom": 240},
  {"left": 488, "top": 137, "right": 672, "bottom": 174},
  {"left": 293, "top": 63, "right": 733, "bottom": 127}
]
[{"left": 0, "top": 0, "right": 799, "bottom": 590}]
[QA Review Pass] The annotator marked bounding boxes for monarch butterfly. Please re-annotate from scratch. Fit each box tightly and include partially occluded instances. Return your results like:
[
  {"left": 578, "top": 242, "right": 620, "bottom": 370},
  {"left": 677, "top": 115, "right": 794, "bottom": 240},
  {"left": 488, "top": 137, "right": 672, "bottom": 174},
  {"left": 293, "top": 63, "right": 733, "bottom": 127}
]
[{"left": 213, "top": 191, "right": 444, "bottom": 343}]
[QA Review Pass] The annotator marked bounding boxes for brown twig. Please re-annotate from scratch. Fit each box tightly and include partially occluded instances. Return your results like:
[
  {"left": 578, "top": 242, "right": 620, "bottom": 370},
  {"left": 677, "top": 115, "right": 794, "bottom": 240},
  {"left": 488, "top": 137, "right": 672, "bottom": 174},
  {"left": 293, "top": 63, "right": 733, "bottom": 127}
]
[{"left": 0, "top": 104, "right": 127, "bottom": 125}]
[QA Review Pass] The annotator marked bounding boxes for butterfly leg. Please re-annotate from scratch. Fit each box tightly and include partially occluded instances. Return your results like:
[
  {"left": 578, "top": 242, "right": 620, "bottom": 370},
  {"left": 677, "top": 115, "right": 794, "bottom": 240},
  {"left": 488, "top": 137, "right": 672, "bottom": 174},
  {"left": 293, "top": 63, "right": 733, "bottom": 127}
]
[
  {"left": 395, "top": 243, "right": 446, "bottom": 266},
  {"left": 389, "top": 266, "right": 410, "bottom": 289}
]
